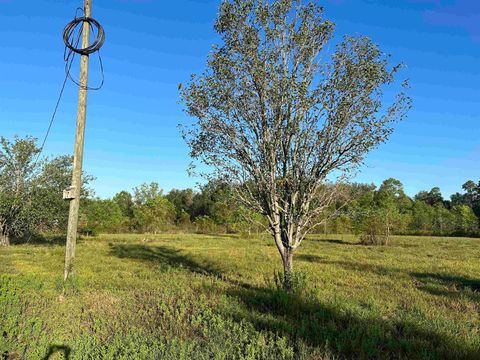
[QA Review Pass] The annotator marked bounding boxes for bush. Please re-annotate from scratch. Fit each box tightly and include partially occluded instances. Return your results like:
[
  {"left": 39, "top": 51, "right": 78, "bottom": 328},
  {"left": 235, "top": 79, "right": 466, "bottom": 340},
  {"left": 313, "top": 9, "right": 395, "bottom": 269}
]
[
  {"left": 194, "top": 215, "right": 218, "bottom": 234},
  {"left": 78, "top": 225, "right": 98, "bottom": 237},
  {"left": 359, "top": 214, "right": 389, "bottom": 245}
]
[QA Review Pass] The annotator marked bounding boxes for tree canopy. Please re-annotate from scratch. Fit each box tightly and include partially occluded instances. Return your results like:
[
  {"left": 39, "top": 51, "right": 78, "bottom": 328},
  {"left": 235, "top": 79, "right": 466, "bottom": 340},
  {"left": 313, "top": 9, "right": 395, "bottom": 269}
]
[
  {"left": 0, "top": 136, "right": 92, "bottom": 245},
  {"left": 181, "top": 0, "right": 411, "bottom": 285}
]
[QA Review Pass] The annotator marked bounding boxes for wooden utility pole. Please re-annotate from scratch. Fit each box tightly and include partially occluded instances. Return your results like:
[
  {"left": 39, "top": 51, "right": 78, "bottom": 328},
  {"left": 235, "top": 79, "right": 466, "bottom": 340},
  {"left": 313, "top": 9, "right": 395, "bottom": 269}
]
[{"left": 64, "top": 0, "right": 92, "bottom": 281}]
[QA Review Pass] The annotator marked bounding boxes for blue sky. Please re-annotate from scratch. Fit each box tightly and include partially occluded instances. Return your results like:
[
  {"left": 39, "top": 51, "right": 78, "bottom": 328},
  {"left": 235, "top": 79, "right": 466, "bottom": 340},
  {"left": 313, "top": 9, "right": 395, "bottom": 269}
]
[{"left": 0, "top": 0, "right": 478, "bottom": 199}]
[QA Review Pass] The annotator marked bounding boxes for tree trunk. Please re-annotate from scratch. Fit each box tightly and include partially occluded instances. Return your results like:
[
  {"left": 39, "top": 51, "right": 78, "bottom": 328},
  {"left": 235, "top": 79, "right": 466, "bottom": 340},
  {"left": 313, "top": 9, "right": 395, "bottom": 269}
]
[
  {"left": 0, "top": 233, "right": 10, "bottom": 246},
  {"left": 282, "top": 250, "right": 294, "bottom": 291},
  {"left": 273, "top": 227, "right": 295, "bottom": 291}
]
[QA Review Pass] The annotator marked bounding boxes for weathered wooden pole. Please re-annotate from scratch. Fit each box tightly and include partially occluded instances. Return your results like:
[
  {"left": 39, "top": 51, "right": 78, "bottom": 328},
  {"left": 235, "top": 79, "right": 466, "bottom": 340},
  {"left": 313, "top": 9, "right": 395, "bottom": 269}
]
[{"left": 64, "top": 0, "right": 91, "bottom": 281}]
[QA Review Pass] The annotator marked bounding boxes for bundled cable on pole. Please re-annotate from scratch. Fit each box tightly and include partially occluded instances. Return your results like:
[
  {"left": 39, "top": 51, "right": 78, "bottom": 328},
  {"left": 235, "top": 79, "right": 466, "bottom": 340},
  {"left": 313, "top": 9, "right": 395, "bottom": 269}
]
[
  {"left": 34, "top": 7, "right": 105, "bottom": 165},
  {"left": 62, "top": 9, "right": 105, "bottom": 90},
  {"left": 63, "top": 17, "right": 105, "bottom": 55}
]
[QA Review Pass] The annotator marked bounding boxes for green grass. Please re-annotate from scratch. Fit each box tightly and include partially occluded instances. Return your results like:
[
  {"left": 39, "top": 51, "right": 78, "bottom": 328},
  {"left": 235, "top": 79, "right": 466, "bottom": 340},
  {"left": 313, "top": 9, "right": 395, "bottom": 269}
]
[{"left": 1, "top": 233, "right": 479, "bottom": 359}]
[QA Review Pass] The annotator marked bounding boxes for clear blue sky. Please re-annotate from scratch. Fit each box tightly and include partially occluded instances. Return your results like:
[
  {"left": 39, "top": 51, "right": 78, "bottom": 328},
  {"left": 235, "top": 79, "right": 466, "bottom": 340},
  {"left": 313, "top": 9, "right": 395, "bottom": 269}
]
[{"left": 0, "top": 0, "right": 478, "bottom": 199}]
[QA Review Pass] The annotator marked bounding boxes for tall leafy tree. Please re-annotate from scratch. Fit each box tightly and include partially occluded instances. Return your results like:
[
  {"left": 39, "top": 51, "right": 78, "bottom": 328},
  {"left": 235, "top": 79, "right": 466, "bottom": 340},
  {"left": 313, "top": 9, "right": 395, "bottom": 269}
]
[
  {"left": 132, "top": 182, "right": 176, "bottom": 233},
  {"left": 431, "top": 202, "right": 454, "bottom": 235},
  {"left": 80, "top": 199, "right": 125, "bottom": 234},
  {"left": 133, "top": 197, "right": 176, "bottom": 233},
  {"left": 411, "top": 200, "right": 434, "bottom": 233},
  {"left": 415, "top": 187, "right": 444, "bottom": 206},
  {"left": 30, "top": 156, "right": 73, "bottom": 234},
  {"left": 462, "top": 181, "right": 479, "bottom": 216},
  {"left": 112, "top": 190, "right": 135, "bottom": 230},
  {"left": 0, "top": 136, "right": 40, "bottom": 245},
  {"left": 0, "top": 136, "right": 93, "bottom": 245},
  {"left": 452, "top": 204, "right": 478, "bottom": 235},
  {"left": 181, "top": 0, "right": 410, "bottom": 286},
  {"left": 166, "top": 188, "right": 194, "bottom": 225},
  {"left": 113, "top": 191, "right": 135, "bottom": 219},
  {"left": 133, "top": 182, "right": 163, "bottom": 206},
  {"left": 375, "top": 178, "right": 412, "bottom": 235}
]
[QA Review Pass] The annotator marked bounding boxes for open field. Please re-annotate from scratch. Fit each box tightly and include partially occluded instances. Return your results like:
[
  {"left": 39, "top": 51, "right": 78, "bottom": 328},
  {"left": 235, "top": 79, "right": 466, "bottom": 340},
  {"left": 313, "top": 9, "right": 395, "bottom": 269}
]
[{"left": 1, "top": 233, "right": 479, "bottom": 359}]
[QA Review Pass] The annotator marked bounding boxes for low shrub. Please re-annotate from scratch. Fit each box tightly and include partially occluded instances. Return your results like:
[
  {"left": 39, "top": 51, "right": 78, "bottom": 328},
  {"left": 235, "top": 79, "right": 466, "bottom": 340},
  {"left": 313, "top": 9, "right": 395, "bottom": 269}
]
[{"left": 359, "top": 215, "right": 390, "bottom": 245}]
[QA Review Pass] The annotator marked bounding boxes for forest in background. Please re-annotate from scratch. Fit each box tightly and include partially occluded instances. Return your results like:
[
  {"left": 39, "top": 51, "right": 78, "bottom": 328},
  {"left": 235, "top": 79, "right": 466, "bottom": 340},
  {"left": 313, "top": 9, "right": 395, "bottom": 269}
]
[
  {"left": 79, "top": 177, "right": 480, "bottom": 238},
  {"left": 1, "top": 135, "right": 479, "bottom": 244}
]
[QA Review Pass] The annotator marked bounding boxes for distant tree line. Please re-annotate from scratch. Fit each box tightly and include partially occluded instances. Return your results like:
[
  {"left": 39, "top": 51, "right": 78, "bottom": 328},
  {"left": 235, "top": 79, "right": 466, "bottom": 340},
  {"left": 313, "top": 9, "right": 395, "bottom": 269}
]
[
  {"left": 80, "top": 178, "right": 479, "bottom": 238},
  {"left": 1, "top": 136, "right": 479, "bottom": 244},
  {"left": 79, "top": 181, "right": 266, "bottom": 236},
  {"left": 331, "top": 178, "right": 480, "bottom": 240}
]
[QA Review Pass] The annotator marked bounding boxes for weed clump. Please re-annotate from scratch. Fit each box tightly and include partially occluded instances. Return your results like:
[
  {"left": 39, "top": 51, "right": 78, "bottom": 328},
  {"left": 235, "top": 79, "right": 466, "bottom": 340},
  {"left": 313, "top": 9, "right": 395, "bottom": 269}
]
[
  {"left": 266, "top": 270, "right": 317, "bottom": 314},
  {"left": 358, "top": 216, "right": 390, "bottom": 245}
]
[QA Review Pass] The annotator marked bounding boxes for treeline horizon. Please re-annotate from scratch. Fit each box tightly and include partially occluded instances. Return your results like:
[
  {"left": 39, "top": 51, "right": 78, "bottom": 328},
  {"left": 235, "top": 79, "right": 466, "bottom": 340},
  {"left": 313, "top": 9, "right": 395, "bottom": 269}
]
[
  {"left": 1, "top": 135, "right": 479, "bottom": 244},
  {"left": 80, "top": 177, "right": 480, "bottom": 238}
]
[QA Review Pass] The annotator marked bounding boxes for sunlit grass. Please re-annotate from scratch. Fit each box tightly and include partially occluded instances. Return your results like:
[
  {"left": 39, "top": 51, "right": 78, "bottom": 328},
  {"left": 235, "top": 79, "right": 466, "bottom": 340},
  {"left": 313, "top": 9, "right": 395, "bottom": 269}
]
[{"left": 1, "top": 233, "right": 479, "bottom": 359}]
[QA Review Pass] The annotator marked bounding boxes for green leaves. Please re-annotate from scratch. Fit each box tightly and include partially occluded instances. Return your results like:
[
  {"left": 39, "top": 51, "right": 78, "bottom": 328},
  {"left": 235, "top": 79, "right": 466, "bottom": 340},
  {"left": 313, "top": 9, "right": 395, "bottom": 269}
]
[
  {"left": 0, "top": 136, "right": 92, "bottom": 243},
  {"left": 180, "top": 0, "right": 411, "bottom": 255}
]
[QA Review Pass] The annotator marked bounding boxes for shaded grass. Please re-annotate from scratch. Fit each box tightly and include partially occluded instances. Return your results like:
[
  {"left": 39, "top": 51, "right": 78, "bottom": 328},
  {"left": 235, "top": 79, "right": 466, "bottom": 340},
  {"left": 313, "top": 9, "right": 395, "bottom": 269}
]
[{"left": 1, "top": 233, "right": 479, "bottom": 359}]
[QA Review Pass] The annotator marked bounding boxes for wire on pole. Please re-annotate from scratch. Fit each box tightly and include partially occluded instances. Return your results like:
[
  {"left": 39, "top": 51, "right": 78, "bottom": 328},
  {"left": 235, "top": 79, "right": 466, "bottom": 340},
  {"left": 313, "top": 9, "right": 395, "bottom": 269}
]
[{"left": 34, "top": 9, "right": 105, "bottom": 165}]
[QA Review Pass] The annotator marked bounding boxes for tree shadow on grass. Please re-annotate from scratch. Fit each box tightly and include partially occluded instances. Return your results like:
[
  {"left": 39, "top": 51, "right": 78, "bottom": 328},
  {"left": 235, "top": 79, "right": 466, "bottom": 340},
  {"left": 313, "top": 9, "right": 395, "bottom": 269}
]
[
  {"left": 315, "top": 258, "right": 480, "bottom": 301},
  {"left": 301, "top": 256, "right": 480, "bottom": 303},
  {"left": 224, "top": 284, "right": 480, "bottom": 359},
  {"left": 42, "top": 345, "right": 71, "bottom": 359},
  {"left": 10, "top": 234, "right": 67, "bottom": 246},
  {"left": 311, "top": 237, "right": 423, "bottom": 249},
  {"left": 108, "top": 244, "right": 479, "bottom": 359},
  {"left": 10, "top": 234, "right": 91, "bottom": 247},
  {"left": 109, "top": 243, "right": 224, "bottom": 278},
  {"left": 296, "top": 254, "right": 327, "bottom": 263},
  {"left": 297, "top": 257, "right": 400, "bottom": 277},
  {"left": 312, "top": 238, "right": 359, "bottom": 245},
  {"left": 411, "top": 273, "right": 480, "bottom": 292},
  {"left": 196, "top": 233, "right": 240, "bottom": 239},
  {"left": 411, "top": 272, "right": 480, "bottom": 302}
]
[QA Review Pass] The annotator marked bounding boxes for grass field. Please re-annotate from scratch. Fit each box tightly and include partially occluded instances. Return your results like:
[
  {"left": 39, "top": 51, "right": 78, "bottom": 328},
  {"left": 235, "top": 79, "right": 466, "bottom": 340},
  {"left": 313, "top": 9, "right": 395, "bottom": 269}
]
[{"left": 1, "top": 233, "right": 479, "bottom": 359}]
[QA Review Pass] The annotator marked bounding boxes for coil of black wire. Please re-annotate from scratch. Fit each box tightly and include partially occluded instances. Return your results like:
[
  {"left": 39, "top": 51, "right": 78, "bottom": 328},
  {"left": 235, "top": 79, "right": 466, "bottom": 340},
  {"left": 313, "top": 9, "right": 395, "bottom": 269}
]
[
  {"left": 63, "top": 16, "right": 105, "bottom": 55},
  {"left": 62, "top": 10, "right": 105, "bottom": 90}
]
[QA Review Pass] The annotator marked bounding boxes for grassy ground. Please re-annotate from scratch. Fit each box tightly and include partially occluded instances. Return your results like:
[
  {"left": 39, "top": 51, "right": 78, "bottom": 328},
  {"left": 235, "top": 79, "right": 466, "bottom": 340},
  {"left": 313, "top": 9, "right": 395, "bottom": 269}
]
[{"left": 1, "top": 233, "right": 479, "bottom": 359}]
